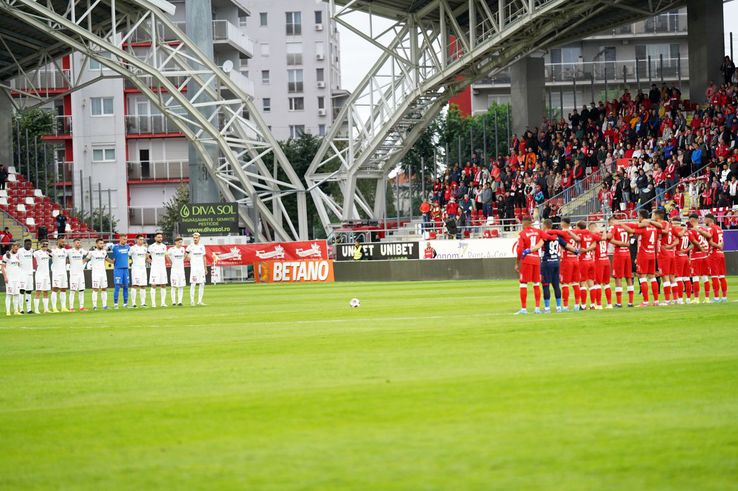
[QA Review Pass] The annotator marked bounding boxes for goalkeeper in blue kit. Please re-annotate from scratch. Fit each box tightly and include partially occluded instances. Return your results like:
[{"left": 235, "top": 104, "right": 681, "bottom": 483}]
[{"left": 111, "top": 236, "right": 131, "bottom": 309}]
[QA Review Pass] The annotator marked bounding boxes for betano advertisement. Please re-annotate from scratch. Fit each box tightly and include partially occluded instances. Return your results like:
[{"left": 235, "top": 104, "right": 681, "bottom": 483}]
[
  {"left": 255, "top": 260, "right": 335, "bottom": 283},
  {"left": 179, "top": 202, "right": 239, "bottom": 236},
  {"left": 205, "top": 241, "right": 328, "bottom": 266}
]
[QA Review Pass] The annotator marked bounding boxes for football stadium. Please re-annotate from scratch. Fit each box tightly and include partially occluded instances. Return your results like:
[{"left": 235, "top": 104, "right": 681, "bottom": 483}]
[{"left": 1, "top": 0, "right": 737, "bottom": 489}]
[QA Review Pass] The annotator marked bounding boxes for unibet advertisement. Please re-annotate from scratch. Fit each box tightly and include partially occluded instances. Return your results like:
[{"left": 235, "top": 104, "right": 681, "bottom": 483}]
[{"left": 179, "top": 202, "right": 239, "bottom": 236}]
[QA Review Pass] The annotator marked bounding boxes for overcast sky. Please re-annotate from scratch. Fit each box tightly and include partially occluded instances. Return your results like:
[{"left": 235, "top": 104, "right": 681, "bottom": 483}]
[{"left": 338, "top": 3, "right": 738, "bottom": 92}]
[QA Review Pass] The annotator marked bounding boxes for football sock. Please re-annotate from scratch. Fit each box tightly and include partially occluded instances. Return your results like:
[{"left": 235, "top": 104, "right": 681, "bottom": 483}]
[
  {"left": 533, "top": 283, "right": 541, "bottom": 308},
  {"left": 692, "top": 277, "right": 700, "bottom": 298},
  {"left": 720, "top": 277, "right": 728, "bottom": 298},
  {"left": 60, "top": 292, "right": 67, "bottom": 310},
  {"left": 650, "top": 279, "right": 659, "bottom": 302},
  {"left": 615, "top": 286, "right": 623, "bottom": 305},
  {"left": 101, "top": 291, "right": 107, "bottom": 308},
  {"left": 43, "top": 297, "right": 49, "bottom": 312},
  {"left": 25, "top": 293, "right": 31, "bottom": 312},
  {"left": 160, "top": 288, "right": 166, "bottom": 305},
  {"left": 131, "top": 288, "right": 138, "bottom": 306},
  {"left": 627, "top": 285, "right": 635, "bottom": 304},
  {"left": 663, "top": 281, "right": 671, "bottom": 301},
  {"left": 604, "top": 285, "right": 612, "bottom": 305},
  {"left": 572, "top": 284, "right": 581, "bottom": 306},
  {"left": 543, "top": 284, "right": 551, "bottom": 308},
  {"left": 552, "top": 282, "right": 561, "bottom": 302},
  {"left": 178, "top": 287, "right": 184, "bottom": 304},
  {"left": 562, "top": 285, "right": 570, "bottom": 307},
  {"left": 123, "top": 286, "right": 129, "bottom": 305},
  {"left": 640, "top": 279, "right": 649, "bottom": 302},
  {"left": 519, "top": 284, "right": 527, "bottom": 309},
  {"left": 5, "top": 295, "right": 11, "bottom": 314},
  {"left": 198, "top": 284, "right": 205, "bottom": 303},
  {"left": 78, "top": 291, "right": 85, "bottom": 309},
  {"left": 34, "top": 298, "right": 40, "bottom": 312},
  {"left": 14, "top": 294, "right": 21, "bottom": 312},
  {"left": 114, "top": 285, "right": 120, "bottom": 304},
  {"left": 711, "top": 277, "right": 720, "bottom": 298},
  {"left": 92, "top": 290, "right": 98, "bottom": 308},
  {"left": 50, "top": 291, "right": 57, "bottom": 309},
  {"left": 590, "top": 285, "right": 599, "bottom": 306},
  {"left": 703, "top": 279, "right": 711, "bottom": 299},
  {"left": 580, "top": 286, "right": 588, "bottom": 306},
  {"left": 150, "top": 288, "right": 157, "bottom": 307}
]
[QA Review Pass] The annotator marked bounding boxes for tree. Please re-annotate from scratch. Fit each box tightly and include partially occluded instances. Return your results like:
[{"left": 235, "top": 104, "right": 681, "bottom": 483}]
[{"left": 160, "top": 184, "right": 190, "bottom": 240}]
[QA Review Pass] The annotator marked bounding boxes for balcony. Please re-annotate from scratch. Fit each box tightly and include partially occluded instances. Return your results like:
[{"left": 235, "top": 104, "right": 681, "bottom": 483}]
[
  {"left": 129, "top": 207, "right": 166, "bottom": 227},
  {"left": 10, "top": 68, "right": 71, "bottom": 94},
  {"left": 125, "top": 114, "right": 184, "bottom": 138},
  {"left": 52, "top": 161, "right": 74, "bottom": 185},
  {"left": 42, "top": 115, "right": 73, "bottom": 141},
  {"left": 212, "top": 20, "right": 254, "bottom": 58},
  {"left": 223, "top": 68, "right": 254, "bottom": 97},
  {"left": 127, "top": 160, "right": 189, "bottom": 183},
  {"left": 588, "top": 12, "right": 687, "bottom": 39}
]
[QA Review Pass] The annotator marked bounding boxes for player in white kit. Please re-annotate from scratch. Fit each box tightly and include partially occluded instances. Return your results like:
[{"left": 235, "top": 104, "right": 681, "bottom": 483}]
[
  {"left": 68, "top": 238, "right": 87, "bottom": 311},
  {"left": 128, "top": 235, "right": 149, "bottom": 308},
  {"left": 2, "top": 242, "right": 23, "bottom": 315},
  {"left": 186, "top": 232, "right": 207, "bottom": 306},
  {"left": 148, "top": 232, "right": 168, "bottom": 307},
  {"left": 33, "top": 240, "right": 52, "bottom": 313},
  {"left": 50, "top": 238, "right": 69, "bottom": 312},
  {"left": 167, "top": 236, "right": 187, "bottom": 306},
  {"left": 18, "top": 239, "right": 35, "bottom": 314},
  {"left": 85, "top": 238, "right": 111, "bottom": 310},
  {"left": 129, "top": 235, "right": 148, "bottom": 307}
]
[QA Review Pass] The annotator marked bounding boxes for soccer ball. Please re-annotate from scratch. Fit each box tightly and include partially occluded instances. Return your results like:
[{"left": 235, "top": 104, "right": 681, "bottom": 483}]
[{"left": 349, "top": 298, "right": 361, "bottom": 308}]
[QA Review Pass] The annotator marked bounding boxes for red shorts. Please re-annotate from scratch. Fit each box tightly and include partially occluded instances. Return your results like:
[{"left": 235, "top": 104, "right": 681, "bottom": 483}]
[
  {"left": 596, "top": 260, "right": 611, "bottom": 284},
  {"left": 578, "top": 260, "right": 596, "bottom": 282},
  {"left": 612, "top": 254, "right": 632, "bottom": 279},
  {"left": 636, "top": 255, "right": 656, "bottom": 275},
  {"left": 658, "top": 254, "right": 675, "bottom": 276},
  {"left": 708, "top": 254, "right": 726, "bottom": 277},
  {"left": 519, "top": 260, "right": 541, "bottom": 284},
  {"left": 560, "top": 260, "right": 578, "bottom": 284},
  {"left": 674, "top": 255, "right": 691, "bottom": 278},
  {"left": 690, "top": 257, "right": 710, "bottom": 277}
]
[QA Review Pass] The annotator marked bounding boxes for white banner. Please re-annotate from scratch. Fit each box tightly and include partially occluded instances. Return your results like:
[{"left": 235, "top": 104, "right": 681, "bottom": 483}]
[{"left": 421, "top": 238, "right": 518, "bottom": 260}]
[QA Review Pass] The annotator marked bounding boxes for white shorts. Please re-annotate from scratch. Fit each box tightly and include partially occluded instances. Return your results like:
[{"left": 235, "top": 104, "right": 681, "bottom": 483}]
[
  {"left": 69, "top": 273, "right": 85, "bottom": 291},
  {"left": 131, "top": 267, "right": 147, "bottom": 287},
  {"left": 35, "top": 275, "right": 51, "bottom": 291},
  {"left": 5, "top": 280, "right": 19, "bottom": 295},
  {"left": 20, "top": 273, "right": 34, "bottom": 291},
  {"left": 91, "top": 271, "right": 108, "bottom": 289},
  {"left": 149, "top": 267, "right": 167, "bottom": 285},
  {"left": 170, "top": 271, "right": 186, "bottom": 288},
  {"left": 190, "top": 269, "right": 206, "bottom": 284},
  {"left": 52, "top": 270, "right": 68, "bottom": 289}
]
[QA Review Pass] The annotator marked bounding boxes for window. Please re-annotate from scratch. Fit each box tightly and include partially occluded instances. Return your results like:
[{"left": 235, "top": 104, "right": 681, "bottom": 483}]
[
  {"left": 261, "top": 70, "right": 270, "bottom": 84},
  {"left": 90, "top": 97, "right": 114, "bottom": 116},
  {"left": 315, "top": 10, "right": 323, "bottom": 25},
  {"left": 260, "top": 43, "right": 270, "bottom": 57},
  {"left": 238, "top": 16, "right": 248, "bottom": 27},
  {"left": 318, "top": 124, "right": 326, "bottom": 136},
  {"left": 317, "top": 96, "right": 325, "bottom": 110},
  {"left": 89, "top": 52, "right": 113, "bottom": 71},
  {"left": 259, "top": 12, "right": 267, "bottom": 26},
  {"left": 289, "top": 125, "right": 305, "bottom": 138},
  {"left": 315, "top": 41, "right": 325, "bottom": 60},
  {"left": 286, "top": 43, "right": 303, "bottom": 65},
  {"left": 287, "top": 69, "right": 303, "bottom": 93},
  {"left": 286, "top": 11, "right": 302, "bottom": 36},
  {"left": 316, "top": 68, "right": 325, "bottom": 82},
  {"left": 92, "top": 147, "right": 116, "bottom": 162},
  {"left": 262, "top": 98, "right": 271, "bottom": 112},
  {"left": 288, "top": 97, "right": 304, "bottom": 111}
]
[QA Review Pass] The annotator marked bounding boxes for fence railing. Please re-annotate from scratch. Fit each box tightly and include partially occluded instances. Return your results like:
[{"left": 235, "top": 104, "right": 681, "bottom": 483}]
[
  {"left": 44, "top": 115, "right": 73, "bottom": 136},
  {"left": 537, "top": 167, "right": 608, "bottom": 216},
  {"left": 125, "top": 114, "right": 182, "bottom": 135},
  {"left": 127, "top": 160, "right": 189, "bottom": 181},
  {"left": 10, "top": 68, "right": 71, "bottom": 91}
]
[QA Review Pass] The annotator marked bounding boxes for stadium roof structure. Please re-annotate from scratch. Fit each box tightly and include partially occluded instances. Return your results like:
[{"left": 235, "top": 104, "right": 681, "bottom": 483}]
[{"left": 0, "top": 0, "right": 308, "bottom": 242}]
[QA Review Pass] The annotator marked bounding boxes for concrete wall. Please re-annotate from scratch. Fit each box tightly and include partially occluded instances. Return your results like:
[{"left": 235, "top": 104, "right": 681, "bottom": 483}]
[{"left": 334, "top": 252, "right": 738, "bottom": 282}]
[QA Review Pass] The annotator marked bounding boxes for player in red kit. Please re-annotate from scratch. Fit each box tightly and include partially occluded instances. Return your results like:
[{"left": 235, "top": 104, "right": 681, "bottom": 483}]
[
  {"left": 687, "top": 213, "right": 712, "bottom": 303},
  {"left": 515, "top": 216, "right": 546, "bottom": 314},
  {"left": 589, "top": 222, "right": 613, "bottom": 309},
  {"left": 575, "top": 221, "right": 598, "bottom": 310},
  {"left": 698, "top": 213, "right": 728, "bottom": 302},
  {"left": 654, "top": 210, "right": 678, "bottom": 305},
  {"left": 607, "top": 216, "right": 635, "bottom": 307},
  {"left": 558, "top": 218, "right": 581, "bottom": 312},
  {"left": 622, "top": 209, "right": 663, "bottom": 307},
  {"left": 670, "top": 216, "right": 693, "bottom": 304}
]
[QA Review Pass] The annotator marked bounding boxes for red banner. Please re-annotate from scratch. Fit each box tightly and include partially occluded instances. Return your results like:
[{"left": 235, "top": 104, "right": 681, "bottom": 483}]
[{"left": 204, "top": 241, "right": 328, "bottom": 266}]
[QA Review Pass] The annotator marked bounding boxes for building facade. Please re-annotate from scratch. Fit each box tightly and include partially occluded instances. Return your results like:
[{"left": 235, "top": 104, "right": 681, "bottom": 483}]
[
  {"left": 242, "top": 0, "right": 347, "bottom": 140},
  {"left": 456, "top": 9, "right": 689, "bottom": 118}
]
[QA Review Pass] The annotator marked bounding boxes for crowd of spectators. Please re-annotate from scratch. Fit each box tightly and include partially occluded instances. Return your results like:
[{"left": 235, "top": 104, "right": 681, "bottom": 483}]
[{"left": 422, "top": 60, "right": 738, "bottom": 236}]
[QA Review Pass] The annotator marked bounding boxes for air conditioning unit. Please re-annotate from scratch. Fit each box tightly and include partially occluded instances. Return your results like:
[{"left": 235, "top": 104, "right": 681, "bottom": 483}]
[
  {"left": 315, "top": 24, "right": 323, "bottom": 31},
  {"left": 316, "top": 53, "right": 325, "bottom": 60},
  {"left": 317, "top": 81, "right": 325, "bottom": 88},
  {"left": 318, "top": 108, "right": 326, "bottom": 116}
]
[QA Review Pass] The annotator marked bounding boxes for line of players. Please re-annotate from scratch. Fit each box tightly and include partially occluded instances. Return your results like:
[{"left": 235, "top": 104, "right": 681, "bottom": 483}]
[
  {"left": 515, "top": 210, "right": 728, "bottom": 314},
  {"left": 1, "top": 232, "right": 208, "bottom": 315}
]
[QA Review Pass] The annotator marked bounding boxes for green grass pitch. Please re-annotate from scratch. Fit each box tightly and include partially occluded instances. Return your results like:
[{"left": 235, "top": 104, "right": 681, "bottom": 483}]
[{"left": 1, "top": 279, "right": 737, "bottom": 490}]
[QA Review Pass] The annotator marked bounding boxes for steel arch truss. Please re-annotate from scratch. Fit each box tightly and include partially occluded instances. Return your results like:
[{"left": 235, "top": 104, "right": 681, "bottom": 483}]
[
  {"left": 306, "top": 0, "right": 685, "bottom": 234},
  {"left": 0, "top": 0, "right": 307, "bottom": 241}
]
